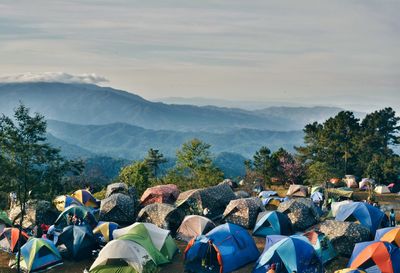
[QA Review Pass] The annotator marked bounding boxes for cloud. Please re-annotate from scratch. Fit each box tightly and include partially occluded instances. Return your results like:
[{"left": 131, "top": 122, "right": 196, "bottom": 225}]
[{"left": 0, "top": 72, "right": 108, "bottom": 84}]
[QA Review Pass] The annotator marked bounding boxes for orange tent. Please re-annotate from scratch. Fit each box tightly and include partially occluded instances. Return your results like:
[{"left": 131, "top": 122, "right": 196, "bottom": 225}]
[
  {"left": 348, "top": 241, "right": 400, "bottom": 273},
  {"left": 375, "top": 227, "right": 400, "bottom": 247},
  {"left": 0, "top": 227, "right": 29, "bottom": 253}
]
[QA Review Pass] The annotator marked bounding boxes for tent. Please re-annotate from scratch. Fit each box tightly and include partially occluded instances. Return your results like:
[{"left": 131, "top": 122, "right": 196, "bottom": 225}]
[
  {"left": 113, "top": 222, "right": 178, "bottom": 264},
  {"left": 176, "top": 183, "right": 236, "bottom": 220},
  {"left": 326, "top": 188, "right": 354, "bottom": 199},
  {"left": 89, "top": 239, "right": 158, "bottom": 273},
  {"left": 222, "top": 197, "right": 264, "bottom": 229},
  {"left": 343, "top": 175, "right": 358, "bottom": 188},
  {"left": 314, "top": 220, "right": 371, "bottom": 257},
  {"left": 53, "top": 195, "right": 82, "bottom": 212},
  {"left": 185, "top": 223, "right": 259, "bottom": 273},
  {"left": 16, "top": 238, "right": 62, "bottom": 272},
  {"left": 176, "top": 215, "right": 216, "bottom": 242},
  {"left": 311, "top": 186, "right": 323, "bottom": 194},
  {"left": 0, "top": 210, "right": 12, "bottom": 226},
  {"left": 137, "top": 203, "right": 185, "bottom": 234},
  {"left": 375, "top": 227, "right": 400, "bottom": 247},
  {"left": 253, "top": 211, "right": 293, "bottom": 237},
  {"left": 286, "top": 184, "right": 308, "bottom": 197},
  {"left": 303, "top": 230, "right": 337, "bottom": 264},
  {"left": 105, "top": 182, "right": 128, "bottom": 198},
  {"left": 359, "top": 178, "right": 376, "bottom": 190},
  {"left": 335, "top": 202, "right": 385, "bottom": 235},
  {"left": 99, "top": 193, "right": 136, "bottom": 225},
  {"left": 71, "top": 189, "right": 99, "bottom": 208},
  {"left": 93, "top": 221, "right": 119, "bottom": 243},
  {"left": 277, "top": 198, "right": 320, "bottom": 231},
  {"left": 0, "top": 227, "right": 29, "bottom": 253},
  {"left": 348, "top": 241, "right": 400, "bottom": 273},
  {"left": 253, "top": 235, "right": 321, "bottom": 273},
  {"left": 375, "top": 185, "right": 391, "bottom": 194},
  {"left": 311, "top": 191, "right": 324, "bottom": 203},
  {"left": 258, "top": 191, "right": 278, "bottom": 199},
  {"left": 234, "top": 191, "right": 250, "bottom": 199},
  {"left": 331, "top": 200, "right": 353, "bottom": 217},
  {"left": 54, "top": 205, "right": 97, "bottom": 229},
  {"left": 140, "top": 184, "right": 179, "bottom": 207},
  {"left": 57, "top": 225, "right": 98, "bottom": 260},
  {"left": 335, "top": 269, "right": 366, "bottom": 273}
]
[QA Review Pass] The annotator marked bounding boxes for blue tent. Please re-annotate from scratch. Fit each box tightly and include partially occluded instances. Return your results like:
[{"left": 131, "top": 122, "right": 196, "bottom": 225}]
[
  {"left": 348, "top": 241, "right": 400, "bottom": 272},
  {"left": 335, "top": 202, "right": 384, "bottom": 235},
  {"left": 185, "top": 223, "right": 259, "bottom": 273},
  {"left": 57, "top": 225, "right": 98, "bottom": 260},
  {"left": 303, "top": 230, "right": 337, "bottom": 264},
  {"left": 17, "top": 238, "right": 62, "bottom": 272},
  {"left": 253, "top": 235, "right": 321, "bottom": 273},
  {"left": 253, "top": 211, "right": 293, "bottom": 237}
]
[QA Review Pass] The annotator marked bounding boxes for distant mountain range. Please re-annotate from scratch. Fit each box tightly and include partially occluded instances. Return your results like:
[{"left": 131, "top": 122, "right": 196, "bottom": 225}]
[
  {"left": 46, "top": 120, "right": 304, "bottom": 159},
  {"left": 0, "top": 82, "right": 348, "bottom": 132},
  {"left": 0, "top": 81, "right": 364, "bottom": 179}
]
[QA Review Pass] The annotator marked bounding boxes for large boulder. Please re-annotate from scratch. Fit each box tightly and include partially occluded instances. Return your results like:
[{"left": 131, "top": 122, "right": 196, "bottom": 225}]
[
  {"left": 314, "top": 220, "right": 371, "bottom": 257},
  {"left": 277, "top": 198, "right": 320, "bottom": 231},
  {"left": 99, "top": 193, "right": 136, "bottom": 225},
  {"left": 9, "top": 200, "right": 58, "bottom": 229}
]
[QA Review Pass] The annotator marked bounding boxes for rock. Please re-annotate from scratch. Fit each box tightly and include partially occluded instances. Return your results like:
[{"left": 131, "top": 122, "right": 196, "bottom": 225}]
[{"left": 9, "top": 200, "right": 58, "bottom": 229}]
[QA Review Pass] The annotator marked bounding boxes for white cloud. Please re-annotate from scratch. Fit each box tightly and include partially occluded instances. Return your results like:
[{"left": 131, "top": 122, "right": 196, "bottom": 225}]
[{"left": 0, "top": 72, "right": 108, "bottom": 84}]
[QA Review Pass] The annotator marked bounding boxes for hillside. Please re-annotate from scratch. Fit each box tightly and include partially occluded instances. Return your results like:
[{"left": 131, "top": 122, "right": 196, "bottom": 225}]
[
  {"left": 46, "top": 120, "right": 304, "bottom": 159},
  {"left": 0, "top": 82, "right": 293, "bottom": 132}
]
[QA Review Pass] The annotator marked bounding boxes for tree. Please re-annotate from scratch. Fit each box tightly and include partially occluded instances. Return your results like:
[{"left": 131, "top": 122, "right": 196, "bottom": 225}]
[
  {"left": 119, "top": 161, "right": 151, "bottom": 195},
  {"left": 306, "top": 161, "right": 338, "bottom": 185},
  {"left": 276, "top": 151, "right": 305, "bottom": 184},
  {"left": 144, "top": 148, "right": 167, "bottom": 179},
  {"left": 252, "top": 146, "right": 277, "bottom": 185},
  {"left": 0, "top": 104, "right": 80, "bottom": 272},
  {"left": 166, "top": 139, "right": 223, "bottom": 189}
]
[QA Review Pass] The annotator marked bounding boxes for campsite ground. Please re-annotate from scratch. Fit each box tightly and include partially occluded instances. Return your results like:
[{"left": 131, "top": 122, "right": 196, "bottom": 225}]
[{"left": 0, "top": 187, "right": 399, "bottom": 273}]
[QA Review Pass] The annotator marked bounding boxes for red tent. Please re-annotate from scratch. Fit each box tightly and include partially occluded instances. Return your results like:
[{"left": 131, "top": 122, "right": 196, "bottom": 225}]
[{"left": 140, "top": 184, "right": 179, "bottom": 206}]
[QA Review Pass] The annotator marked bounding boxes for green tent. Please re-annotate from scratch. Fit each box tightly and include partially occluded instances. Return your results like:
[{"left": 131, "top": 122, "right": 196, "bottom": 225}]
[
  {"left": 115, "top": 223, "right": 178, "bottom": 264},
  {"left": 0, "top": 210, "right": 12, "bottom": 226},
  {"left": 54, "top": 205, "right": 97, "bottom": 229}
]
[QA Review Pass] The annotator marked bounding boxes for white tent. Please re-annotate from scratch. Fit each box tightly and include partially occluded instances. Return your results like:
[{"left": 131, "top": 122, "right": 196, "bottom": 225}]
[
  {"left": 343, "top": 175, "right": 358, "bottom": 188},
  {"left": 89, "top": 239, "right": 153, "bottom": 273},
  {"left": 331, "top": 200, "right": 353, "bottom": 217},
  {"left": 374, "top": 185, "right": 391, "bottom": 194},
  {"left": 359, "top": 178, "right": 376, "bottom": 189}
]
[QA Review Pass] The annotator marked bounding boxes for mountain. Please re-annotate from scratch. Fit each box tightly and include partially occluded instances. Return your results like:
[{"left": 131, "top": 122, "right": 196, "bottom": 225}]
[
  {"left": 46, "top": 120, "right": 304, "bottom": 159},
  {"left": 0, "top": 82, "right": 296, "bottom": 132}
]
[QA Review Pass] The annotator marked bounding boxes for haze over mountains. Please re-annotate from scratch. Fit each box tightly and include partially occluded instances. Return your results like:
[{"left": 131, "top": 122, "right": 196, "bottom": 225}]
[{"left": 0, "top": 82, "right": 349, "bottom": 162}]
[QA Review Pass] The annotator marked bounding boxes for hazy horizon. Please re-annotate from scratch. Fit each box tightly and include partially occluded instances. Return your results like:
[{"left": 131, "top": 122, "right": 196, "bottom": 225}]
[{"left": 1, "top": 1, "right": 399, "bottom": 111}]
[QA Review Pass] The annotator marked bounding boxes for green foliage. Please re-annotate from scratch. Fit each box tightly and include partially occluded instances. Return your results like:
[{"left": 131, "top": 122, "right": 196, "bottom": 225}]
[
  {"left": 252, "top": 146, "right": 278, "bottom": 184},
  {"left": 144, "top": 148, "right": 167, "bottom": 179},
  {"left": 165, "top": 139, "right": 223, "bottom": 190},
  {"left": 119, "top": 161, "right": 151, "bottom": 195},
  {"left": 306, "top": 161, "right": 339, "bottom": 185},
  {"left": 92, "top": 188, "right": 107, "bottom": 200},
  {"left": 297, "top": 108, "right": 400, "bottom": 184}
]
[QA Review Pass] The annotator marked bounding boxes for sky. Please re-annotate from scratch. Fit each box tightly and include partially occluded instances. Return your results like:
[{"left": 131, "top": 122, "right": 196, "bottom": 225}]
[{"left": 0, "top": 0, "right": 399, "bottom": 111}]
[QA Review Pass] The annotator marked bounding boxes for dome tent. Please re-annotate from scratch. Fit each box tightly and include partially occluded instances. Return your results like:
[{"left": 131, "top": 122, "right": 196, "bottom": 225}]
[
  {"left": 253, "top": 211, "right": 293, "bottom": 237},
  {"left": 14, "top": 238, "right": 62, "bottom": 272},
  {"left": 57, "top": 225, "right": 98, "bottom": 260},
  {"left": 93, "top": 221, "right": 119, "bottom": 243},
  {"left": 184, "top": 223, "right": 259, "bottom": 273},
  {"left": 253, "top": 235, "right": 321, "bottom": 273},
  {"left": 53, "top": 195, "right": 82, "bottom": 212},
  {"left": 176, "top": 215, "right": 216, "bottom": 242}
]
